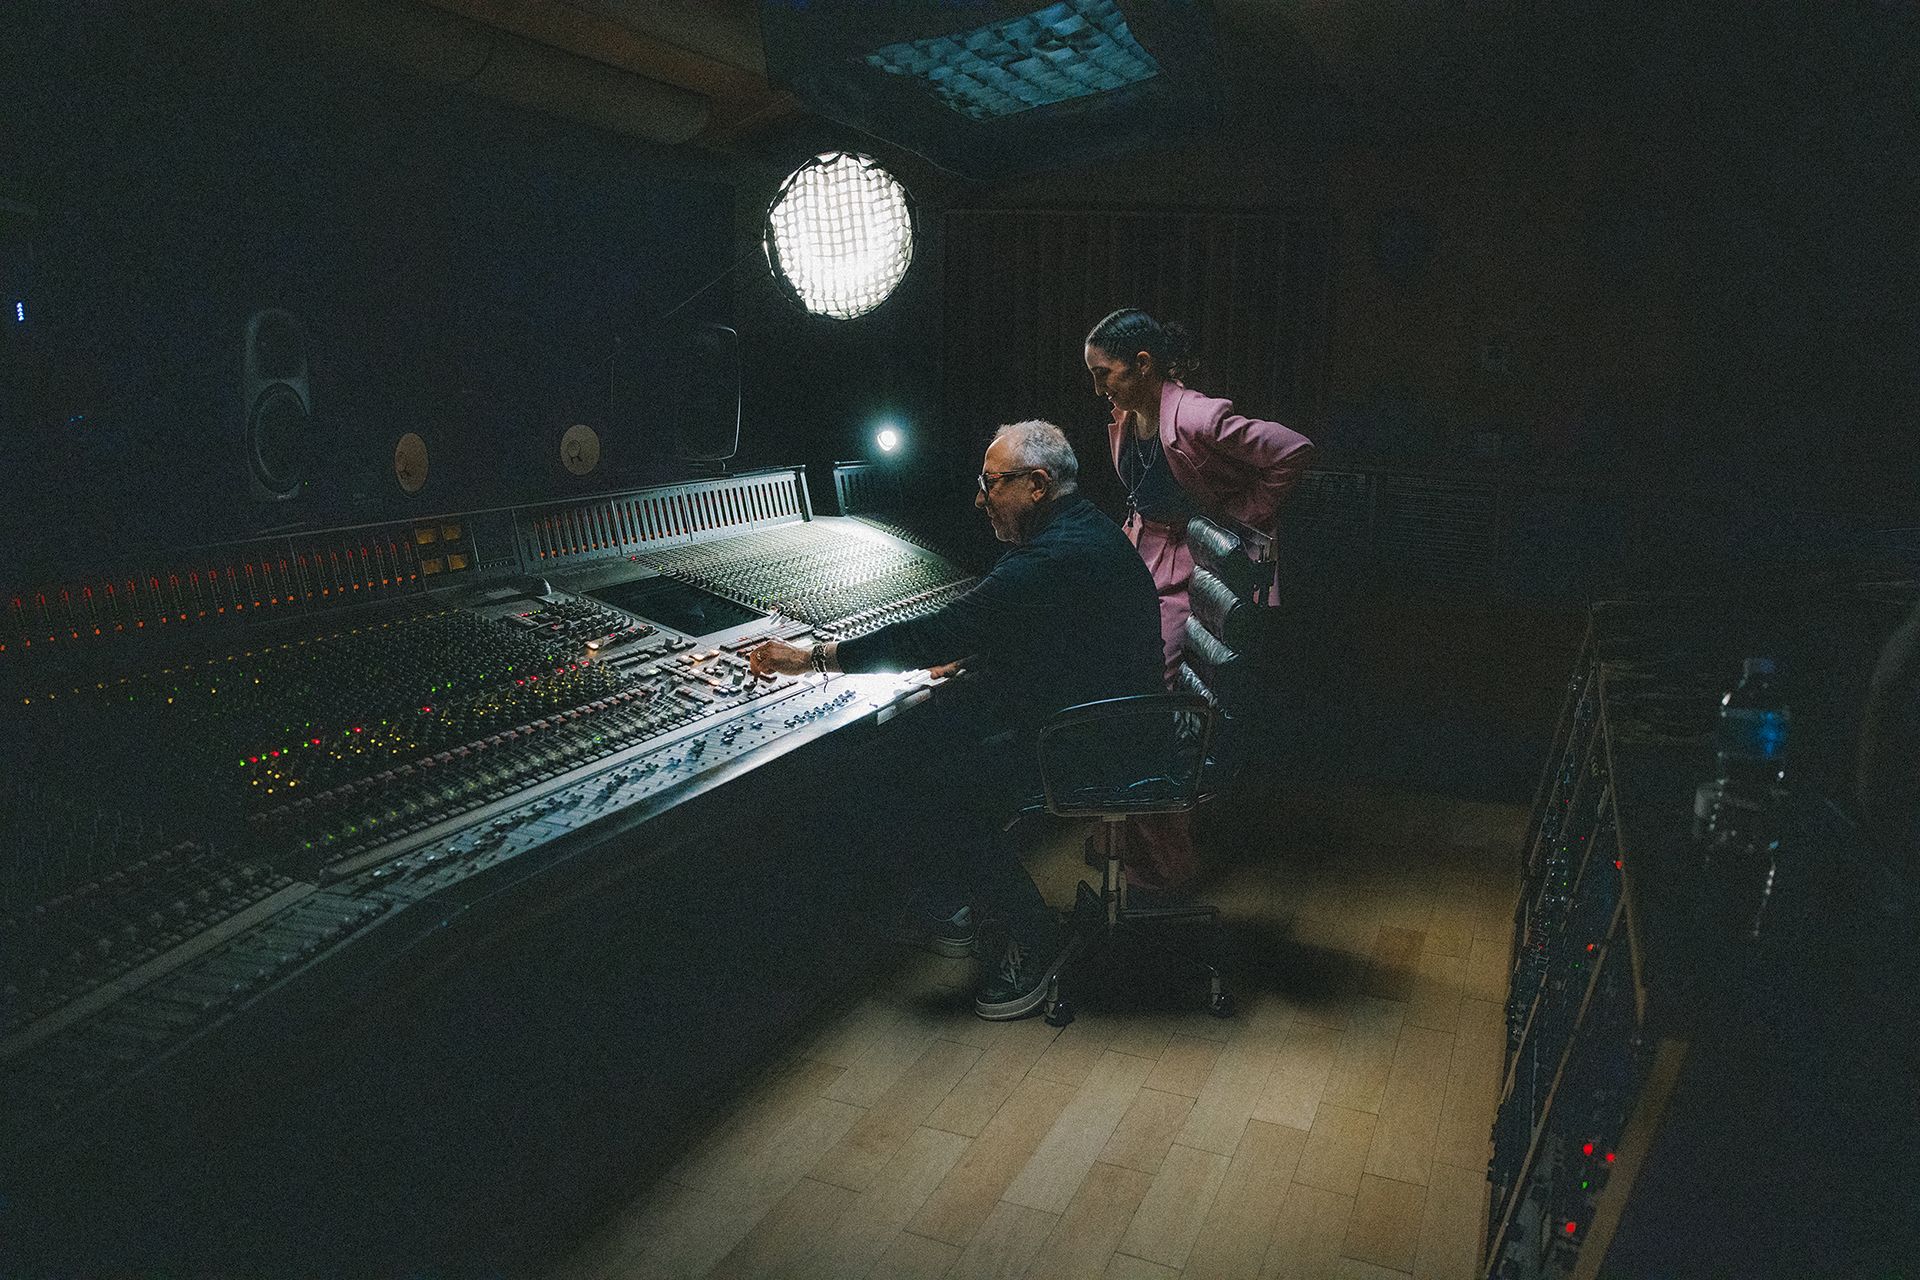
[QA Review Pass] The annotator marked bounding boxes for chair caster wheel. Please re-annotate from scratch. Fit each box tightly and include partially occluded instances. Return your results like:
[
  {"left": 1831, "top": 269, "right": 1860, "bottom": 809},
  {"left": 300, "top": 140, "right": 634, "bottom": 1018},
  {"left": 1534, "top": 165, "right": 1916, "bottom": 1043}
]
[
  {"left": 1208, "top": 991, "right": 1234, "bottom": 1018},
  {"left": 1045, "top": 997, "right": 1075, "bottom": 1027}
]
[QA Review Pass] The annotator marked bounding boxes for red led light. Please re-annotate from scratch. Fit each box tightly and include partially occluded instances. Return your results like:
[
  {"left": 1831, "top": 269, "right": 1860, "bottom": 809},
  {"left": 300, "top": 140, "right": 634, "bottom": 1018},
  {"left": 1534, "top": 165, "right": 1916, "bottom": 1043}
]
[
  {"left": 1605, "top": 1151, "right": 1615, "bottom": 1163},
  {"left": 248, "top": 756, "right": 259, "bottom": 764},
  {"left": 1564, "top": 1221, "right": 1578, "bottom": 1235},
  {"left": 1582, "top": 1141, "right": 1594, "bottom": 1156},
  {"left": 1586, "top": 943, "right": 1596, "bottom": 952}
]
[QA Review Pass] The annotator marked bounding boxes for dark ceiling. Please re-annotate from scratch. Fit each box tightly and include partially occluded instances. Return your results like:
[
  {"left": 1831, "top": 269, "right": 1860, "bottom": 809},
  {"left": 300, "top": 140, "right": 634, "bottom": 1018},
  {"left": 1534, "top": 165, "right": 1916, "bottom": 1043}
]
[{"left": 378, "top": 1, "right": 1918, "bottom": 172}]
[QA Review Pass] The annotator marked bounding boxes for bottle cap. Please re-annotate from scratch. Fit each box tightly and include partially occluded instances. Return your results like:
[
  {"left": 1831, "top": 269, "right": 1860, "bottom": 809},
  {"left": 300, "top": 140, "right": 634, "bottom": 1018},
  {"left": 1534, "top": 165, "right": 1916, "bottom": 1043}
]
[{"left": 1741, "top": 657, "right": 1776, "bottom": 678}]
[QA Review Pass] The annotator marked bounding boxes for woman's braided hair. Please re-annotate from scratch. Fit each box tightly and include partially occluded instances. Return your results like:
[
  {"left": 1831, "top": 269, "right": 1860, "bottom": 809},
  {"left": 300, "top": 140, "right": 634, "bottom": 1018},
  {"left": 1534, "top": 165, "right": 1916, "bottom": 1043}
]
[{"left": 1086, "top": 307, "right": 1200, "bottom": 383}]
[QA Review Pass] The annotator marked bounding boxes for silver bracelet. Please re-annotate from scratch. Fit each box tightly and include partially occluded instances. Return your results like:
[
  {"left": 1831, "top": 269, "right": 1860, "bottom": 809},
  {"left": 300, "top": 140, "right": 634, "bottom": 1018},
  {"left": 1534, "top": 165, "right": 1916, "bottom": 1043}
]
[{"left": 809, "top": 644, "right": 829, "bottom": 674}]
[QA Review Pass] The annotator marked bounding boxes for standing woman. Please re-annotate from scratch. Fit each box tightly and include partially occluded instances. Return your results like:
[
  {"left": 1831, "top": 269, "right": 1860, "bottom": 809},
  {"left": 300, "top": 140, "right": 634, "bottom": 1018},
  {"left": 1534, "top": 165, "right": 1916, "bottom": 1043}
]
[{"left": 1085, "top": 307, "right": 1315, "bottom": 677}]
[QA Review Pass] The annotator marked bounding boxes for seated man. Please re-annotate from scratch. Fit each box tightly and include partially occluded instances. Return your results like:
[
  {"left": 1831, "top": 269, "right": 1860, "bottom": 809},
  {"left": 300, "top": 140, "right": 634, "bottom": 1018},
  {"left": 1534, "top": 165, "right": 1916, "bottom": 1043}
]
[{"left": 749, "top": 420, "right": 1163, "bottom": 1019}]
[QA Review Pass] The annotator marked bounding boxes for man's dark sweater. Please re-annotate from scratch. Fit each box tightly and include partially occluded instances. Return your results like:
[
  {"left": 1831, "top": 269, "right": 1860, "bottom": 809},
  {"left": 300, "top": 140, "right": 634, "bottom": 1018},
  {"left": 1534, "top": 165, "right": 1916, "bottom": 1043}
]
[{"left": 836, "top": 495, "right": 1163, "bottom": 729}]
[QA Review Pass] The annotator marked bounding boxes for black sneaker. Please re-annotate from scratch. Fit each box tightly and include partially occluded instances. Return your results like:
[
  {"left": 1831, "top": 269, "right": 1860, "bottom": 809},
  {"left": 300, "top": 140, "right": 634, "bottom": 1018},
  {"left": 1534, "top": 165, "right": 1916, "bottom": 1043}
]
[
  {"left": 893, "top": 903, "right": 976, "bottom": 958},
  {"left": 974, "top": 934, "right": 1070, "bottom": 1021}
]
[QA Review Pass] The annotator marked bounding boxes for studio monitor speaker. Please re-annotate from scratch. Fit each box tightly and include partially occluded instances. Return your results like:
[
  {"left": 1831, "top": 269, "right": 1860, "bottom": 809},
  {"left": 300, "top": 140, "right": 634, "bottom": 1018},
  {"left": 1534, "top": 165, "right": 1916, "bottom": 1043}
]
[
  {"left": 242, "top": 308, "right": 311, "bottom": 501},
  {"left": 667, "top": 323, "right": 740, "bottom": 463},
  {"left": 615, "top": 321, "right": 740, "bottom": 466}
]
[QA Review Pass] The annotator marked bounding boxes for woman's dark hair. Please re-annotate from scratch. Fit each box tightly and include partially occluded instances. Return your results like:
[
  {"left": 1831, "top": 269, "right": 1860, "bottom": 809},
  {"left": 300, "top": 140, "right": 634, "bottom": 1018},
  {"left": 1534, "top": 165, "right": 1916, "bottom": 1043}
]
[{"left": 1086, "top": 307, "right": 1200, "bottom": 382}]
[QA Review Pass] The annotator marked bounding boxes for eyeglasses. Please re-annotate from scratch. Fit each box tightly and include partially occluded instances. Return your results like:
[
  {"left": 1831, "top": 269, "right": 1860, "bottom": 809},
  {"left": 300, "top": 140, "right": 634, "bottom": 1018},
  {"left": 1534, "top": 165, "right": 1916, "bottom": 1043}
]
[{"left": 977, "top": 468, "right": 1044, "bottom": 494}]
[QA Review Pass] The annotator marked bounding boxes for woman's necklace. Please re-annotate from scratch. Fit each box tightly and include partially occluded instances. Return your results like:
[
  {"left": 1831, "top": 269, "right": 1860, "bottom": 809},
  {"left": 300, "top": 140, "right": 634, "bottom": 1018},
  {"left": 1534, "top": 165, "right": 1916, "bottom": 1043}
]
[{"left": 1123, "top": 429, "right": 1162, "bottom": 530}]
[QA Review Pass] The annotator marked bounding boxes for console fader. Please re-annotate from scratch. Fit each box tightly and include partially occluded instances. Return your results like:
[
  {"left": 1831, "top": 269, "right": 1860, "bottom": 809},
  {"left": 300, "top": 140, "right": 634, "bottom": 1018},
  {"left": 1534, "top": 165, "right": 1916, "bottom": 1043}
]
[{"left": 0, "top": 468, "right": 977, "bottom": 1159}]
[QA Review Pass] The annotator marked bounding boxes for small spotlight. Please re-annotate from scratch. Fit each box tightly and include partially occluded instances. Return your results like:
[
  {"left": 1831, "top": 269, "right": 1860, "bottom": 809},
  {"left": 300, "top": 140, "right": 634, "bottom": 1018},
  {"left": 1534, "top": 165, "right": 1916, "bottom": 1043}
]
[{"left": 876, "top": 427, "right": 901, "bottom": 453}]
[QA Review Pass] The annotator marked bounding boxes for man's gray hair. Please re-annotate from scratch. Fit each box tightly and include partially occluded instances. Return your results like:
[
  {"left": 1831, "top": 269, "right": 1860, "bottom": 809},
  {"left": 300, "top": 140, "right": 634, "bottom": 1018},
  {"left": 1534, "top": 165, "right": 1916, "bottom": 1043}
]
[{"left": 994, "top": 419, "right": 1079, "bottom": 496}]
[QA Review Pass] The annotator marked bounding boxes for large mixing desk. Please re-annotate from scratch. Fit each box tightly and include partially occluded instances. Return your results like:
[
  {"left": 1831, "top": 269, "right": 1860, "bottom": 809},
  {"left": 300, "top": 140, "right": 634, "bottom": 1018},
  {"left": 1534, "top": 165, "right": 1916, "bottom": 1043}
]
[{"left": 0, "top": 467, "right": 979, "bottom": 1267}]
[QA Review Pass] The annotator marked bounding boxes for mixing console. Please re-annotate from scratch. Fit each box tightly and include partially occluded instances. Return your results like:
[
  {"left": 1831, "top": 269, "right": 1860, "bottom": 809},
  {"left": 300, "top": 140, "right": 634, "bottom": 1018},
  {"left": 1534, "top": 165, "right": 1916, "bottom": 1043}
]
[
  {"left": 0, "top": 475, "right": 976, "bottom": 1162},
  {"left": 637, "top": 519, "right": 977, "bottom": 638}
]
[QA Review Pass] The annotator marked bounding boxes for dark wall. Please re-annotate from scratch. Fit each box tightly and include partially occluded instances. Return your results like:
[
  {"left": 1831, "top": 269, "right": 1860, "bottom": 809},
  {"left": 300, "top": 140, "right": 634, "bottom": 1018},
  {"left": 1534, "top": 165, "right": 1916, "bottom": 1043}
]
[
  {"left": 972, "top": 3, "right": 1920, "bottom": 518},
  {"left": 0, "top": 4, "right": 734, "bottom": 562}
]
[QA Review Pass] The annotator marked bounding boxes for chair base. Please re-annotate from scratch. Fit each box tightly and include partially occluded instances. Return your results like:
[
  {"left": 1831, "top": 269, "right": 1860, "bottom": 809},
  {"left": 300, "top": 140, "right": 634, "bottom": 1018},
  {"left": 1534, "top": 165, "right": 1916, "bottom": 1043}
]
[{"left": 1043, "top": 825, "right": 1232, "bottom": 1027}]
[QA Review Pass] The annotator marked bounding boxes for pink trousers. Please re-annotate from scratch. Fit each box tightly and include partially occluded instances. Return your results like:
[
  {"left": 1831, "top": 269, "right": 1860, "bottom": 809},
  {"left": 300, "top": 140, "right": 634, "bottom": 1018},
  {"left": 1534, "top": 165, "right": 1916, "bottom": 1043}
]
[{"left": 1125, "top": 518, "right": 1198, "bottom": 889}]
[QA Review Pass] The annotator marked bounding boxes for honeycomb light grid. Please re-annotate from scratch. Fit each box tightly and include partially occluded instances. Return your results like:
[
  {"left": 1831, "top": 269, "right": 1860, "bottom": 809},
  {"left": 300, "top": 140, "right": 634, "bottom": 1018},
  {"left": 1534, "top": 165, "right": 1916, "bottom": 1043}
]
[
  {"left": 864, "top": 0, "right": 1159, "bottom": 122},
  {"left": 765, "top": 153, "right": 914, "bottom": 320}
]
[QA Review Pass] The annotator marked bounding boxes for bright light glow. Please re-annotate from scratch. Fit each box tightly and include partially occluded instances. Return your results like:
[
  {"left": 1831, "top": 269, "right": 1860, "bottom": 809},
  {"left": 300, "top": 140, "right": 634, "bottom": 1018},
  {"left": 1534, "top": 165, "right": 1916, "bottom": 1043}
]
[
  {"left": 865, "top": 0, "right": 1159, "bottom": 121},
  {"left": 877, "top": 427, "right": 901, "bottom": 453},
  {"left": 764, "top": 152, "right": 913, "bottom": 320},
  {"left": 12, "top": 302, "right": 21, "bottom": 323}
]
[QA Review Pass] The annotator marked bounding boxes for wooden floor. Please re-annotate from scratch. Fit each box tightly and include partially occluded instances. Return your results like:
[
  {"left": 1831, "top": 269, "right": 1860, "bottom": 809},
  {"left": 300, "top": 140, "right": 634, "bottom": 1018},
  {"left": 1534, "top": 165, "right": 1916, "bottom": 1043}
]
[{"left": 535, "top": 784, "right": 1523, "bottom": 1280}]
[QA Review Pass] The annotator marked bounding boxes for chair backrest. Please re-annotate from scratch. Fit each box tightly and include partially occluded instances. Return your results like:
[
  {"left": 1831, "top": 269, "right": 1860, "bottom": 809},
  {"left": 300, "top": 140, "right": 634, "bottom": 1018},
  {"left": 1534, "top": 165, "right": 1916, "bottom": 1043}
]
[
  {"left": 1175, "top": 516, "right": 1278, "bottom": 770},
  {"left": 1035, "top": 694, "right": 1215, "bottom": 818}
]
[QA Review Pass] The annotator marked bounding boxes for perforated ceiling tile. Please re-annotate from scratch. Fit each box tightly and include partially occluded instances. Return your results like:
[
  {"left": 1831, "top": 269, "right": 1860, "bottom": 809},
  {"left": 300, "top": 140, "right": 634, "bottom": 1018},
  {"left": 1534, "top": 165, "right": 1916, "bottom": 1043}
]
[{"left": 865, "top": 0, "right": 1159, "bottom": 121}]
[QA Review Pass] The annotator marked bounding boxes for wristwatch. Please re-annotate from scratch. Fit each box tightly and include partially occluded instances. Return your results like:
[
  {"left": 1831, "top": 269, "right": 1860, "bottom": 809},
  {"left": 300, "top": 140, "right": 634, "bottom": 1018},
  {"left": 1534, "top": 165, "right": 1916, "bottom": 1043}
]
[{"left": 809, "top": 644, "right": 829, "bottom": 674}]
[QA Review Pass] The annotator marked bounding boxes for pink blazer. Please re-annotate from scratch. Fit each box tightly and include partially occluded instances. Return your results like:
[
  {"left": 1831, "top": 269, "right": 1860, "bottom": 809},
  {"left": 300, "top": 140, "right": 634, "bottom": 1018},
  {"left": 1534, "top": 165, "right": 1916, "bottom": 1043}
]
[{"left": 1107, "top": 381, "right": 1315, "bottom": 537}]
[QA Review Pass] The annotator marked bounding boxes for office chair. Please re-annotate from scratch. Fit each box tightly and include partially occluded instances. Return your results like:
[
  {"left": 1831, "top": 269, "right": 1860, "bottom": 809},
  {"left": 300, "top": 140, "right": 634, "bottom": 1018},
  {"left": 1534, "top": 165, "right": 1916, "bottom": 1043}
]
[{"left": 1030, "top": 693, "right": 1231, "bottom": 1026}]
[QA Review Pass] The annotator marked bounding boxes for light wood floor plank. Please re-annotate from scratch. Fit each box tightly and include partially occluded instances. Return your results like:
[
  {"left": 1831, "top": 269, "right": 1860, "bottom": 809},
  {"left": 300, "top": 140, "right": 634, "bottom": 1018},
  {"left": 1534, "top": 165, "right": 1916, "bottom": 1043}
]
[
  {"left": 869, "top": 1231, "right": 961, "bottom": 1280},
  {"left": 1295, "top": 1104, "right": 1379, "bottom": 1198},
  {"left": 1462, "top": 935, "right": 1509, "bottom": 1006},
  {"left": 1177, "top": 1034, "right": 1281, "bottom": 1155},
  {"left": 706, "top": 1177, "right": 858, "bottom": 1280},
  {"left": 669, "top": 1056, "right": 849, "bottom": 1193},
  {"left": 1183, "top": 1119, "right": 1310, "bottom": 1280},
  {"left": 1424, "top": 884, "right": 1477, "bottom": 960},
  {"left": 1004, "top": 1049, "right": 1156, "bottom": 1214},
  {"left": 1104, "top": 1011, "right": 1177, "bottom": 1062},
  {"left": 811, "top": 1037, "right": 982, "bottom": 1192},
  {"left": 714, "top": 1093, "right": 868, "bottom": 1202},
  {"left": 1021, "top": 1160, "right": 1155, "bottom": 1280},
  {"left": 791, "top": 1126, "right": 970, "bottom": 1279},
  {"left": 1333, "top": 1259, "right": 1418, "bottom": 1280},
  {"left": 1361, "top": 927, "right": 1426, "bottom": 1003},
  {"left": 1405, "top": 946, "right": 1467, "bottom": 1034},
  {"left": 1469, "top": 868, "right": 1520, "bottom": 946},
  {"left": 1280, "top": 913, "right": 1371, "bottom": 1030},
  {"left": 826, "top": 1020, "right": 943, "bottom": 1109},
  {"left": 1433, "top": 999, "right": 1505, "bottom": 1172},
  {"left": 1141, "top": 1032, "right": 1224, "bottom": 1098},
  {"left": 1413, "top": 1159, "right": 1489, "bottom": 1280},
  {"left": 1252, "top": 1020, "right": 1343, "bottom": 1132},
  {"left": 1117, "top": 1142, "right": 1231, "bottom": 1268},
  {"left": 1259, "top": 1183, "right": 1357, "bottom": 1280},
  {"left": 925, "top": 1017, "right": 1061, "bottom": 1138},
  {"left": 807, "top": 997, "right": 910, "bottom": 1069},
  {"left": 1365, "top": 1024, "right": 1457, "bottom": 1186},
  {"left": 945, "top": 1200, "right": 1058, "bottom": 1280},
  {"left": 911, "top": 1074, "right": 1077, "bottom": 1247},
  {"left": 1342, "top": 1174, "right": 1428, "bottom": 1273},
  {"left": 1028, "top": 1013, "right": 1122, "bottom": 1087},
  {"left": 625, "top": 1181, "right": 769, "bottom": 1280},
  {"left": 1322, "top": 996, "right": 1408, "bottom": 1114},
  {"left": 1097, "top": 1087, "right": 1196, "bottom": 1174}
]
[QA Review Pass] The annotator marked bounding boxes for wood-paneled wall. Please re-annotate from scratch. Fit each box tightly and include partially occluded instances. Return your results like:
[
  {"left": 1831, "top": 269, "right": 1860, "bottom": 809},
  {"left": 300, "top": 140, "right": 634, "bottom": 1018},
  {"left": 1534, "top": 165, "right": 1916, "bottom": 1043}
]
[{"left": 941, "top": 208, "right": 1330, "bottom": 498}]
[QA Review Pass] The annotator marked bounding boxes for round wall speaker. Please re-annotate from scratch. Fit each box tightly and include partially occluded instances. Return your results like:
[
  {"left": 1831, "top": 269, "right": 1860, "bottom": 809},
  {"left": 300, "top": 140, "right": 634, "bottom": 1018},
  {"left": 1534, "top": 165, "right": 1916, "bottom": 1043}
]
[
  {"left": 394, "top": 431, "right": 429, "bottom": 494},
  {"left": 242, "top": 309, "right": 311, "bottom": 501}
]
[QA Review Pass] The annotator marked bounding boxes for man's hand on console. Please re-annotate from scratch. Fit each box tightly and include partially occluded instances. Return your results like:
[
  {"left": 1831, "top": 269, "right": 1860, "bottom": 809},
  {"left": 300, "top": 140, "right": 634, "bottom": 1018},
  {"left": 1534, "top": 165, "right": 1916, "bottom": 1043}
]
[
  {"left": 926, "top": 655, "right": 974, "bottom": 681},
  {"left": 747, "top": 639, "right": 813, "bottom": 678}
]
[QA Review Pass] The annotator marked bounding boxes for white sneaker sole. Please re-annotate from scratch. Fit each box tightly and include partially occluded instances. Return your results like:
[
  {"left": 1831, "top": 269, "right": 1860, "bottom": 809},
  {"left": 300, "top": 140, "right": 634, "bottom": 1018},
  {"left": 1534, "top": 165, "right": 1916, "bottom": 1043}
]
[{"left": 973, "top": 947, "right": 1071, "bottom": 1021}]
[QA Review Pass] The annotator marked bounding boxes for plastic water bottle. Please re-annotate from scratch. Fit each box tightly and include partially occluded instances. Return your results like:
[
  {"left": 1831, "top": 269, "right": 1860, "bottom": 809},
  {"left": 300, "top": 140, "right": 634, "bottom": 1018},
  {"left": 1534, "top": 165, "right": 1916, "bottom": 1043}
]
[{"left": 1693, "top": 658, "right": 1790, "bottom": 937}]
